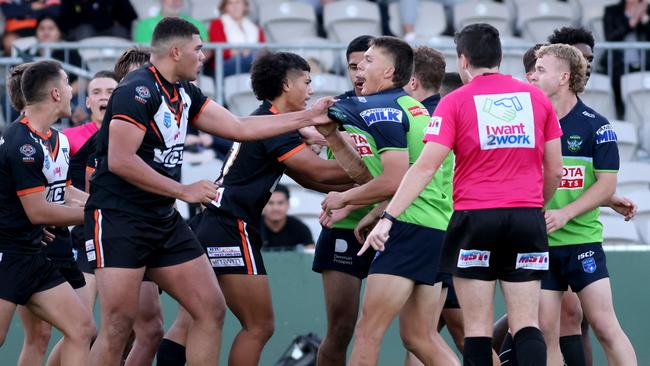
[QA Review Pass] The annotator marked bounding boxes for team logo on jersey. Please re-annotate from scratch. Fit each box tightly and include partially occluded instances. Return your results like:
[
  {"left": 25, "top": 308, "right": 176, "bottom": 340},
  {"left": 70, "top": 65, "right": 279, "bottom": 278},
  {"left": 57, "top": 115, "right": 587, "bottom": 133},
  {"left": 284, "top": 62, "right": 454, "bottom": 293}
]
[
  {"left": 457, "top": 249, "right": 490, "bottom": 268},
  {"left": 359, "top": 108, "right": 403, "bottom": 126},
  {"left": 408, "top": 106, "right": 429, "bottom": 117},
  {"left": 567, "top": 135, "right": 583, "bottom": 152},
  {"left": 582, "top": 257, "right": 597, "bottom": 273},
  {"left": 515, "top": 252, "right": 549, "bottom": 270},
  {"left": 475, "top": 93, "right": 535, "bottom": 150},
  {"left": 44, "top": 155, "right": 50, "bottom": 169},
  {"left": 135, "top": 85, "right": 150, "bottom": 104},
  {"left": 595, "top": 124, "right": 617, "bottom": 144},
  {"left": 426, "top": 116, "right": 442, "bottom": 136},
  {"left": 20, "top": 144, "right": 35, "bottom": 157},
  {"left": 559, "top": 165, "right": 585, "bottom": 190},
  {"left": 163, "top": 112, "right": 172, "bottom": 128}
]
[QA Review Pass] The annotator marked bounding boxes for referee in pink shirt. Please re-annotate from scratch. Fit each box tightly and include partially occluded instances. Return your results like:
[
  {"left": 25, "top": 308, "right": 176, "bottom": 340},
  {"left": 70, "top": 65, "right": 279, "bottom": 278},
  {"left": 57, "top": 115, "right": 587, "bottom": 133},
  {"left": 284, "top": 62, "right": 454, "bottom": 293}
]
[{"left": 364, "top": 23, "right": 564, "bottom": 366}]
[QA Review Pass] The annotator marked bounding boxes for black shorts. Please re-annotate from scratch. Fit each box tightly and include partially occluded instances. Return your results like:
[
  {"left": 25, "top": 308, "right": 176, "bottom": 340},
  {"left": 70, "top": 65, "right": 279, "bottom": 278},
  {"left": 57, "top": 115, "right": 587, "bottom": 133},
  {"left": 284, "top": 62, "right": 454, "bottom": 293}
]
[
  {"left": 441, "top": 208, "right": 549, "bottom": 282},
  {"left": 369, "top": 221, "right": 444, "bottom": 286},
  {"left": 190, "top": 209, "right": 266, "bottom": 276},
  {"left": 312, "top": 227, "right": 374, "bottom": 279},
  {"left": 84, "top": 208, "right": 204, "bottom": 269},
  {"left": 541, "top": 243, "right": 609, "bottom": 293},
  {"left": 71, "top": 225, "right": 94, "bottom": 274},
  {"left": 0, "top": 251, "right": 66, "bottom": 305},
  {"left": 52, "top": 258, "right": 86, "bottom": 289},
  {"left": 436, "top": 273, "right": 460, "bottom": 309}
]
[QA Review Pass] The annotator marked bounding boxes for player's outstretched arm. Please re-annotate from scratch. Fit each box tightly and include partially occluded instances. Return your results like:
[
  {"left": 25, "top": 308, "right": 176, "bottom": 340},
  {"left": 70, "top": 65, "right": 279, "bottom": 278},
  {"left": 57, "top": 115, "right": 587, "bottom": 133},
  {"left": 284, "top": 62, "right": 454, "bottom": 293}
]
[
  {"left": 193, "top": 97, "right": 336, "bottom": 142},
  {"left": 107, "top": 121, "right": 217, "bottom": 204},
  {"left": 542, "top": 138, "right": 564, "bottom": 205},
  {"left": 545, "top": 172, "right": 617, "bottom": 233},
  {"left": 20, "top": 191, "right": 84, "bottom": 226},
  {"left": 283, "top": 145, "right": 355, "bottom": 185},
  {"left": 65, "top": 185, "right": 89, "bottom": 207},
  {"left": 321, "top": 150, "right": 409, "bottom": 214},
  {"left": 286, "top": 168, "right": 355, "bottom": 194},
  {"left": 317, "top": 124, "right": 372, "bottom": 184},
  {"left": 606, "top": 195, "right": 637, "bottom": 221},
  {"left": 360, "top": 142, "right": 449, "bottom": 253}
]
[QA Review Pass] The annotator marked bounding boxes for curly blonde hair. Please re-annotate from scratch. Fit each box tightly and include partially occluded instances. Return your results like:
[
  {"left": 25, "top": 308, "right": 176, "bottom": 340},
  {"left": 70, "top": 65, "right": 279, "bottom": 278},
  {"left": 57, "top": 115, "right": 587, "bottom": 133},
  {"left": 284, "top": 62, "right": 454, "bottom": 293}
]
[{"left": 535, "top": 44, "right": 587, "bottom": 94}]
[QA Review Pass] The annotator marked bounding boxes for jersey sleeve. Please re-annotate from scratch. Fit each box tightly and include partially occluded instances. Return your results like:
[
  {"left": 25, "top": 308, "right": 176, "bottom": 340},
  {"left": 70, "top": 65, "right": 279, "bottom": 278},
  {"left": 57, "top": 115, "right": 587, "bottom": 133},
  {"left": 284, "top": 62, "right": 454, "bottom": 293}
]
[
  {"left": 424, "top": 96, "right": 456, "bottom": 149},
  {"left": 593, "top": 121, "right": 620, "bottom": 172},
  {"left": 544, "top": 98, "right": 563, "bottom": 141},
  {"left": 262, "top": 133, "right": 306, "bottom": 162},
  {"left": 9, "top": 141, "right": 45, "bottom": 196},
  {"left": 185, "top": 82, "right": 209, "bottom": 124},
  {"left": 327, "top": 99, "right": 354, "bottom": 125},
  {"left": 109, "top": 82, "right": 156, "bottom": 132}
]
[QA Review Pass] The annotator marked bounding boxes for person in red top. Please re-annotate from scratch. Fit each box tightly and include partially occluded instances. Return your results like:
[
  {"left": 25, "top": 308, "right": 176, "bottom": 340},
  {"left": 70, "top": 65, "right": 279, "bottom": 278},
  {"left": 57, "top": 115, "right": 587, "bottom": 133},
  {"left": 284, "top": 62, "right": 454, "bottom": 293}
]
[
  {"left": 208, "top": 0, "right": 265, "bottom": 76},
  {"left": 363, "top": 24, "right": 564, "bottom": 366}
]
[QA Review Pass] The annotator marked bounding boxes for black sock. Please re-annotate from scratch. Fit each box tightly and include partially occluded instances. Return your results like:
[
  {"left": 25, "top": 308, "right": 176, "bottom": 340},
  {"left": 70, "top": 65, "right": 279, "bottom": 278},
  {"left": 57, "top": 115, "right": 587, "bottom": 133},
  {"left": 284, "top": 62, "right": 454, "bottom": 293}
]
[
  {"left": 463, "top": 337, "right": 493, "bottom": 366},
  {"left": 514, "top": 327, "right": 546, "bottom": 366},
  {"left": 156, "top": 338, "right": 186, "bottom": 366},
  {"left": 560, "top": 335, "right": 587, "bottom": 366},
  {"left": 499, "top": 332, "right": 519, "bottom": 365}
]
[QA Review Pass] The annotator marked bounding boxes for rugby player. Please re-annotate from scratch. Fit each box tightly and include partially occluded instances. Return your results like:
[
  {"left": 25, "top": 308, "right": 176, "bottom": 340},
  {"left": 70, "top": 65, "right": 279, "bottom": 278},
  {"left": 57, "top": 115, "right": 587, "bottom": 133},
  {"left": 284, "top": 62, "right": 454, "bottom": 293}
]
[
  {"left": 320, "top": 36, "right": 457, "bottom": 365},
  {"left": 85, "top": 17, "right": 334, "bottom": 366},
  {"left": 531, "top": 43, "right": 637, "bottom": 366},
  {"left": 364, "top": 24, "right": 564, "bottom": 366},
  {"left": 0, "top": 60, "right": 95, "bottom": 366},
  {"left": 157, "top": 50, "right": 356, "bottom": 366}
]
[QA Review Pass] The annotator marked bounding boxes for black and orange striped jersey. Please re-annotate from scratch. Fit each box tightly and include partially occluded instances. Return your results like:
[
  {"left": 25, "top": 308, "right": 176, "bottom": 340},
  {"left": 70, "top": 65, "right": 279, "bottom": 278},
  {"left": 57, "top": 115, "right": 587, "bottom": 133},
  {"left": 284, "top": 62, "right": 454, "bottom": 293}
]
[
  {"left": 208, "top": 100, "right": 305, "bottom": 230},
  {"left": 87, "top": 63, "right": 209, "bottom": 219},
  {"left": 0, "top": 117, "right": 71, "bottom": 253}
]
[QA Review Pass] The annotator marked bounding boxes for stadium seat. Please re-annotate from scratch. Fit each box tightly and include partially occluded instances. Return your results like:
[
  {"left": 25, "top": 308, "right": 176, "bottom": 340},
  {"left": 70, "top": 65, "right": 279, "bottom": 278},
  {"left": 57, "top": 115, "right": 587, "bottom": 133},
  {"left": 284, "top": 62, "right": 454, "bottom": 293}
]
[
  {"left": 610, "top": 120, "right": 638, "bottom": 161},
  {"left": 190, "top": 1, "right": 220, "bottom": 24},
  {"left": 578, "top": 0, "right": 608, "bottom": 42},
  {"left": 11, "top": 36, "right": 37, "bottom": 57},
  {"left": 621, "top": 71, "right": 650, "bottom": 151},
  {"left": 500, "top": 37, "right": 529, "bottom": 78},
  {"left": 582, "top": 73, "right": 616, "bottom": 121},
  {"left": 279, "top": 36, "right": 338, "bottom": 72},
  {"left": 307, "top": 73, "right": 350, "bottom": 107},
  {"left": 424, "top": 36, "right": 456, "bottom": 72},
  {"left": 288, "top": 188, "right": 325, "bottom": 217},
  {"left": 132, "top": 0, "right": 160, "bottom": 19},
  {"left": 198, "top": 74, "right": 216, "bottom": 100},
  {"left": 518, "top": 1, "right": 576, "bottom": 42},
  {"left": 77, "top": 36, "right": 131, "bottom": 74},
  {"left": 454, "top": 1, "right": 512, "bottom": 37},
  {"left": 389, "top": 1, "right": 446, "bottom": 39},
  {"left": 601, "top": 215, "right": 642, "bottom": 245},
  {"left": 223, "top": 73, "right": 259, "bottom": 116},
  {"left": 324, "top": 1, "right": 381, "bottom": 44},
  {"left": 617, "top": 162, "right": 650, "bottom": 194},
  {"left": 259, "top": 2, "right": 317, "bottom": 42}
]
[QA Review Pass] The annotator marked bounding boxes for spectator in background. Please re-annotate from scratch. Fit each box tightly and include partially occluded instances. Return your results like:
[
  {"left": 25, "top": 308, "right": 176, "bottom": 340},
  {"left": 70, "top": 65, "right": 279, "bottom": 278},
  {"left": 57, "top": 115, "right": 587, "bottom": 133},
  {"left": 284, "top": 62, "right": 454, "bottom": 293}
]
[
  {"left": 603, "top": 0, "right": 650, "bottom": 118},
  {"left": 27, "top": 15, "right": 87, "bottom": 124},
  {"left": 208, "top": 0, "right": 265, "bottom": 77},
  {"left": 261, "top": 185, "right": 315, "bottom": 251},
  {"left": 58, "top": 0, "right": 137, "bottom": 40},
  {"left": 0, "top": 0, "right": 60, "bottom": 37},
  {"left": 133, "top": 0, "right": 208, "bottom": 43}
]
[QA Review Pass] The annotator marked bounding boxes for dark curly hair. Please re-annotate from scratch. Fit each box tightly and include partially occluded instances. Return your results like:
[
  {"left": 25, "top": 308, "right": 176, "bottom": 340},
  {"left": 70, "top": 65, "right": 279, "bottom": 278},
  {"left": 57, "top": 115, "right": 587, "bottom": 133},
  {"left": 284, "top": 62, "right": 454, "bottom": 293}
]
[
  {"left": 251, "top": 52, "right": 310, "bottom": 101},
  {"left": 548, "top": 27, "right": 595, "bottom": 50}
]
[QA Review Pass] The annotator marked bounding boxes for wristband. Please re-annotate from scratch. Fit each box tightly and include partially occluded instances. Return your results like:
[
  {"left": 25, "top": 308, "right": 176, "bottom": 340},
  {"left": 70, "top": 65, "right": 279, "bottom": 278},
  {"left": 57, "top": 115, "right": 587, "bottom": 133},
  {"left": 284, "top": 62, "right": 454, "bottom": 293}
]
[{"left": 380, "top": 210, "right": 397, "bottom": 224}]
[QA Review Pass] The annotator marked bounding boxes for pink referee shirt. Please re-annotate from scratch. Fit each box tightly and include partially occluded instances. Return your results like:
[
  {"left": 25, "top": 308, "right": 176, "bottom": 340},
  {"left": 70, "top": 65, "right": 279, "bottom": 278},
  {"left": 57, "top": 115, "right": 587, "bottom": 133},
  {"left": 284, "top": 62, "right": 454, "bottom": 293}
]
[
  {"left": 424, "top": 74, "right": 562, "bottom": 210},
  {"left": 63, "top": 121, "right": 99, "bottom": 157}
]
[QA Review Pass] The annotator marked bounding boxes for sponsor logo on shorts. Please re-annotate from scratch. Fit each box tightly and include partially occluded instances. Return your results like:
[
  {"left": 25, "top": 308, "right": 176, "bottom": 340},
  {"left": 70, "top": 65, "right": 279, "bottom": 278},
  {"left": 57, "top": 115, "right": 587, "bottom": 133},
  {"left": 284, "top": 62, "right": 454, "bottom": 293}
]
[
  {"left": 582, "top": 257, "right": 597, "bottom": 273},
  {"left": 86, "top": 251, "right": 96, "bottom": 261},
  {"left": 425, "top": 116, "right": 442, "bottom": 136},
  {"left": 350, "top": 133, "right": 374, "bottom": 157},
  {"left": 515, "top": 252, "right": 549, "bottom": 270},
  {"left": 207, "top": 246, "right": 241, "bottom": 258},
  {"left": 360, "top": 108, "right": 403, "bottom": 126},
  {"left": 334, "top": 239, "right": 348, "bottom": 253},
  {"left": 210, "top": 257, "right": 245, "bottom": 268},
  {"left": 595, "top": 124, "right": 617, "bottom": 144},
  {"left": 85, "top": 239, "right": 94, "bottom": 252},
  {"left": 559, "top": 165, "right": 585, "bottom": 190},
  {"left": 333, "top": 254, "right": 353, "bottom": 266},
  {"left": 457, "top": 249, "right": 490, "bottom": 268},
  {"left": 474, "top": 93, "right": 535, "bottom": 150},
  {"left": 577, "top": 250, "right": 595, "bottom": 261},
  {"left": 408, "top": 106, "right": 429, "bottom": 117}
]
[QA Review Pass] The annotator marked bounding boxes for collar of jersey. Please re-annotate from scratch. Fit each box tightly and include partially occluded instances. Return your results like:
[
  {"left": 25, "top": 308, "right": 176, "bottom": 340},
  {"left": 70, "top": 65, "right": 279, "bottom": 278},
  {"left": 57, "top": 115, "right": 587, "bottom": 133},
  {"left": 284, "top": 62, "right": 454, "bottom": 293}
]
[{"left": 148, "top": 65, "right": 179, "bottom": 104}]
